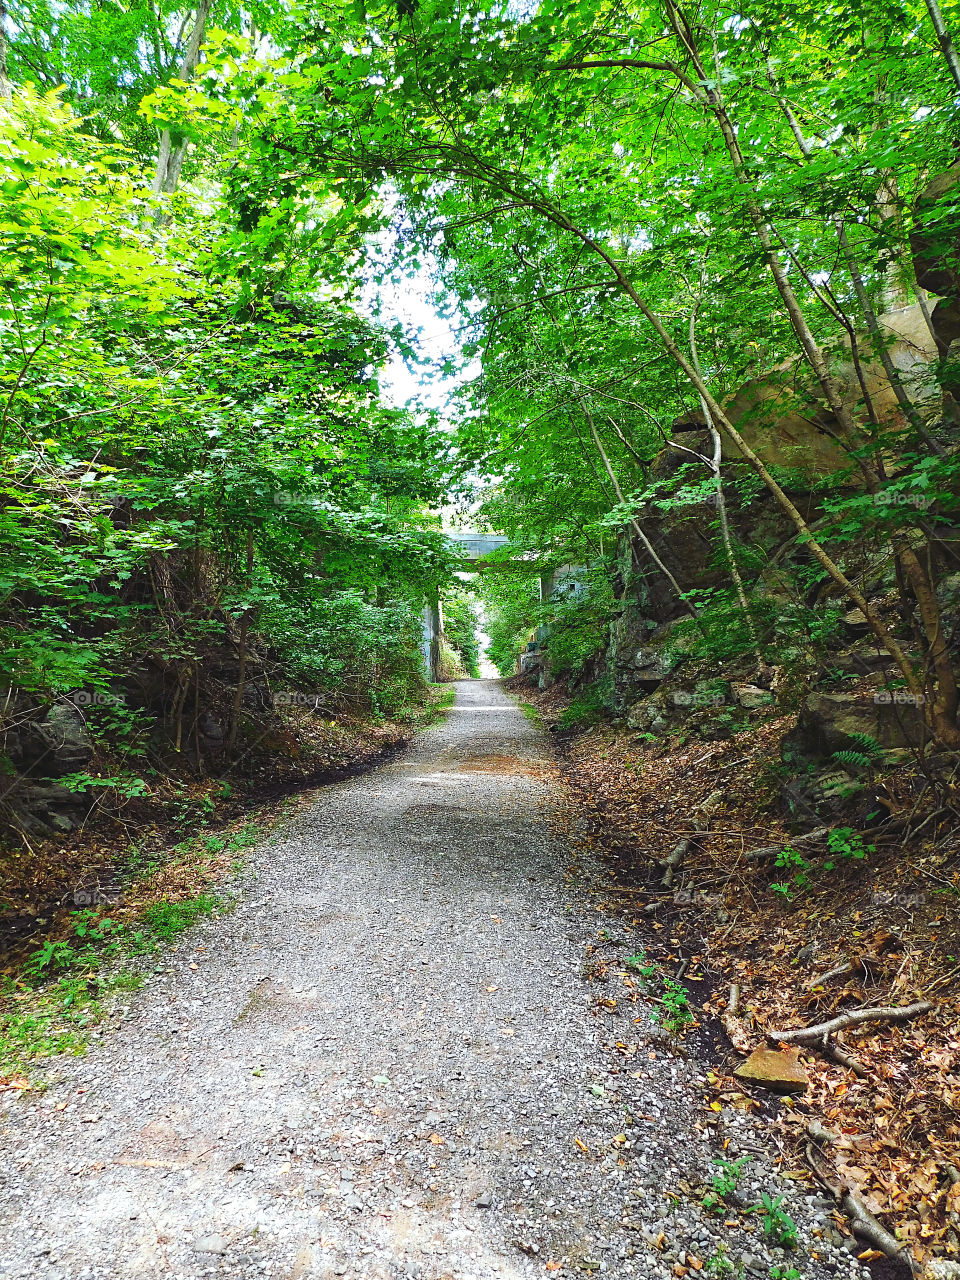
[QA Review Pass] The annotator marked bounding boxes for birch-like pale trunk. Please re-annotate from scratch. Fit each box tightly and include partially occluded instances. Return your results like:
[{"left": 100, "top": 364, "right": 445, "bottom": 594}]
[
  {"left": 923, "top": 0, "right": 960, "bottom": 93},
  {"left": 0, "top": 0, "right": 13, "bottom": 100},
  {"left": 686, "top": 309, "right": 765, "bottom": 671},
  {"left": 152, "top": 0, "right": 212, "bottom": 197}
]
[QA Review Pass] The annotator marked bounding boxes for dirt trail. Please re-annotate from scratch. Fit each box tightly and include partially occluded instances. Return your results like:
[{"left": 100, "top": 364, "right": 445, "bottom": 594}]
[{"left": 0, "top": 681, "right": 866, "bottom": 1280}]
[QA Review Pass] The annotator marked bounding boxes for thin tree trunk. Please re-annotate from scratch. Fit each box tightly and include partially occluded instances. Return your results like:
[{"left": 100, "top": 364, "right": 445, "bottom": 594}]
[
  {"left": 687, "top": 309, "right": 765, "bottom": 670},
  {"left": 915, "top": 286, "right": 943, "bottom": 355},
  {"left": 0, "top": 0, "right": 12, "bottom": 100},
  {"left": 173, "top": 668, "right": 190, "bottom": 752},
  {"left": 662, "top": 2, "right": 958, "bottom": 740},
  {"left": 582, "top": 404, "right": 695, "bottom": 614},
  {"left": 529, "top": 277, "right": 696, "bottom": 617},
  {"left": 152, "top": 0, "right": 212, "bottom": 197},
  {"left": 193, "top": 663, "right": 203, "bottom": 773},
  {"left": 765, "top": 67, "right": 943, "bottom": 453},
  {"left": 923, "top": 0, "right": 960, "bottom": 92},
  {"left": 226, "top": 529, "right": 255, "bottom": 754},
  {"left": 544, "top": 207, "right": 931, "bottom": 711}
]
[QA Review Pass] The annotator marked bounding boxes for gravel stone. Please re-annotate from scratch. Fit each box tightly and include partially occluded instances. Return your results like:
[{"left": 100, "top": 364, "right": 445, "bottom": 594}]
[{"left": 193, "top": 1237, "right": 228, "bottom": 1255}]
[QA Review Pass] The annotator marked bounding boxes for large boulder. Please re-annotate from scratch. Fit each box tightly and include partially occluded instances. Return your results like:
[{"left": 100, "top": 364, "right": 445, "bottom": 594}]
[
  {"left": 5, "top": 703, "right": 94, "bottom": 778},
  {"left": 626, "top": 689, "right": 671, "bottom": 734},
  {"left": 0, "top": 780, "right": 86, "bottom": 837},
  {"left": 631, "top": 646, "right": 676, "bottom": 693},
  {"left": 912, "top": 160, "right": 960, "bottom": 300},
  {"left": 733, "top": 684, "right": 774, "bottom": 710},
  {"left": 780, "top": 691, "right": 927, "bottom": 828},
  {"left": 786, "top": 690, "right": 927, "bottom": 757},
  {"left": 722, "top": 304, "right": 939, "bottom": 479},
  {"left": 519, "top": 650, "right": 542, "bottom": 677}
]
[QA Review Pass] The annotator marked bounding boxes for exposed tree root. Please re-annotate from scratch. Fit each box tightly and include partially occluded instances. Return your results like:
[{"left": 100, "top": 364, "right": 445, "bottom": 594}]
[
  {"left": 811, "top": 1035, "right": 870, "bottom": 1079},
  {"left": 806, "top": 1141, "right": 916, "bottom": 1272},
  {"left": 659, "top": 788, "right": 723, "bottom": 887},
  {"left": 744, "top": 826, "right": 831, "bottom": 861}
]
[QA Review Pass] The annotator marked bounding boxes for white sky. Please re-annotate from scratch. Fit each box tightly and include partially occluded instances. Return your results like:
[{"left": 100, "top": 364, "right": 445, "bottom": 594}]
[
  {"left": 360, "top": 263, "right": 502, "bottom": 673},
  {"left": 366, "top": 271, "right": 477, "bottom": 414},
  {"left": 473, "top": 600, "right": 500, "bottom": 677},
  {"left": 358, "top": 213, "right": 480, "bottom": 417}
]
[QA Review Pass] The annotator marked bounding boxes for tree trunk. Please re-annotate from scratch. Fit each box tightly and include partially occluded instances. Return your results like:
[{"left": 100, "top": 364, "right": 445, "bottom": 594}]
[
  {"left": 547, "top": 207, "right": 938, "bottom": 721},
  {"left": 923, "top": 0, "right": 960, "bottom": 92},
  {"left": 152, "top": 0, "right": 212, "bottom": 197},
  {"left": 226, "top": 529, "right": 255, "bottom": 754},
  {"left": 764, "top": 64, "right": 943, "bottom": 454},
  {"left": 0, "top": 0, "right": 12, "bottom": 100},
  {"left": 662, "top": 3, "right": 958, "bottom": 742},
  {"left": 583, "top": 404, "right": 695, "bottom": 614},
  {"left": 687, "top": 309, "right": 764, "bottom": 670}
]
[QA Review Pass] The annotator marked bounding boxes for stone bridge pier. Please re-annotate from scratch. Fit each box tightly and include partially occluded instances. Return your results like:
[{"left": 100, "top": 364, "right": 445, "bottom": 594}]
[{"left": 421, "top": 534, "right": 583, "bottom": 682}]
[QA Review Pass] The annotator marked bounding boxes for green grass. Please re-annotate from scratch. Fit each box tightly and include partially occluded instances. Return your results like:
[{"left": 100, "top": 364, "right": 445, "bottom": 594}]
[
  {"left": 1, "top": 809, "right": 267, "bottom": 1079},
  {"left": 0, "top": 890, "right": 225, "bottom": 1077},
  {"left": 519, "top": 700, "right": 544, "bottom": 727},
  {"left": 401, "top": 684, "right": 457, "bottom": 728},
  {"left": 0, "top": 968, "right": 146, "bottom": 1075},
  {"left": 558, "top": 686, "right": 608, "bottom": 729},
  {"left": 141, "top": 894, "right": 219, "bottom": 942}
]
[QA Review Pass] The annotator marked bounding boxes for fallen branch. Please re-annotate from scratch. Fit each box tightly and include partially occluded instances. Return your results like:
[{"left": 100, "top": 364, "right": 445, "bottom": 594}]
[
  {"left": 924, "top": 1261, "right": 960, "bottom": 1280},
  {"left": 659, "top": 837, "right": 688, "bottom": 890},
  {"left": 806, "top": 1119, "right": 839, "bottom": 1146},
  {"left": 722, "top": 981, "right": 753, "bottom": 1051},
  {"left": 769, "top": 1001, "right": 933, "bottom": 1045},
  {"left": 745, "top": 816, "right": 905, "bottom": 862},
  {"left": 806, "top": 960, "right": 854, "bottom": 990},
  {"left": 843, "top": 1190, "right": 914, "bottom": 1269},
  {"left": 815, "top": 1036, "right": 869, "bottom": 1079},
  {"left": 744, "top": 826, "right": 829, "bottom": 861},
  {"left": 658, "top": 789, "right": 723, "bottom": 887},
  {"left": 722, "top": 1011, "right": 752, "bottom": 1053}
]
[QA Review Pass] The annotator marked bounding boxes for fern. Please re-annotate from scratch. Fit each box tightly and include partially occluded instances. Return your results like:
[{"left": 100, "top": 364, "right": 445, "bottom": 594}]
[
  {"left": 832, "top": 748, "right": 872, "bottom": 769},
  {"left": 832, "top": 732, "right": 882, "bottom": 770}
]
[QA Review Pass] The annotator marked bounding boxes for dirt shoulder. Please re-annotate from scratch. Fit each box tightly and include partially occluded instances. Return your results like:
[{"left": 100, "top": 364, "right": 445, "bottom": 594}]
[{"left": 506, "top": 675, "right": 960, "bottom": 1275}]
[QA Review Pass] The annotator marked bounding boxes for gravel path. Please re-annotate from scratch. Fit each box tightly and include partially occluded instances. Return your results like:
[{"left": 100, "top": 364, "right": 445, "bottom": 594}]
[{"left": 0, "top": 680, "right": 868, "bottom": 1280}]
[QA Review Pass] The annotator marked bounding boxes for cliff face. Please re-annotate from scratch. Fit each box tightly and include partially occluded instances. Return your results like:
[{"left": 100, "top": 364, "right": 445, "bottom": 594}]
[
  {"left": 723, "top": 303, "right": 941, "bottom": 472},
  {"left": 533, "top": 189, "right": 960, "bottom": 822}
]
